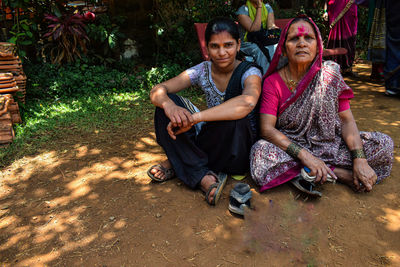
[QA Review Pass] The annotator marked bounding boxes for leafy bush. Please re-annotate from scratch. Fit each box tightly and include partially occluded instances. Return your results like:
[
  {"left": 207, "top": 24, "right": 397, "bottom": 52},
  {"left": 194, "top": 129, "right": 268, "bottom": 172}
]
[
  {"left": 7, "top": 18, "right": 36, "bottom": 59},
  {"left": 42, "top": 12, "right": 90, "bottom": 64},
  {"left": 151, "top": 0, "right": 236, "bottom": 63},
  {"left": 85, "top": 14, "right": 126, "bottom": 65},
  {"left": 24, "top": 61, "right": 184, "bottom": 99},
  {"left": 356, "top": 6, "right": 369, "bottom": 56}
]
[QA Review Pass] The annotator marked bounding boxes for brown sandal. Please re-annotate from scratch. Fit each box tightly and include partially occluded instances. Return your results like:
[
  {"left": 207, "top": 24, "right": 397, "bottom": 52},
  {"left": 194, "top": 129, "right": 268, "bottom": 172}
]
[
  {"left": 205, "top": 171, "right": 228, "bottom": 205},
  {"left": 147, "top": 164, "right": 176, "bottom": 182}
]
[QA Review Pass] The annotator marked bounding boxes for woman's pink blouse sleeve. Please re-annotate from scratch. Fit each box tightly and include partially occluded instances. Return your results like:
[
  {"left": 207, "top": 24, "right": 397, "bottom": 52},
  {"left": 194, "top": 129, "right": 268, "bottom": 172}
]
[
  {"left": 338, "top": 85, "right": 354, "bottom": 112},
  {"left": 259, "top": 78, "right": 280, "bottom": 116}
]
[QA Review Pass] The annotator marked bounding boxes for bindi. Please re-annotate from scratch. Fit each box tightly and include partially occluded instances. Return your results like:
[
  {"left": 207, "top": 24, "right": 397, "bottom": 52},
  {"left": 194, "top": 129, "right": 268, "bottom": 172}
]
[{"left": 296, "top": 24, "right": 309, "bottom": 37}]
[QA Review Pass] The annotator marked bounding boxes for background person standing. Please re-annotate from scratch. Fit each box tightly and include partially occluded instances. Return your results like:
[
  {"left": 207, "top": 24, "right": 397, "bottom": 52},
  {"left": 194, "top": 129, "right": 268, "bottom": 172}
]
[
  {"left": 384, "top": 0, "right": 400, "bottom": 96},
  {"left": 324, "top": 0, "right": 358, "bottom": 76}
]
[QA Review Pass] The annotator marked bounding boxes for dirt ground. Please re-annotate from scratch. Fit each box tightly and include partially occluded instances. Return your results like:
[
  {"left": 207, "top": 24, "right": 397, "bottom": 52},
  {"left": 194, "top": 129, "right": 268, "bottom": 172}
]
[{"left": 0, "top": 62, "right": 399, "bottom": 266}]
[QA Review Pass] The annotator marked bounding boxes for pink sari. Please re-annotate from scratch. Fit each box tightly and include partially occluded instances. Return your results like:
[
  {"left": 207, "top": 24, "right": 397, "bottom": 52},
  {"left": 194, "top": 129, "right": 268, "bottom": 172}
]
[
  {"left": 250, "top": 17, "right": 394, "bottom": 192},
  {"left": 326, "top": 0, "right": 358, "bottom": 70}
]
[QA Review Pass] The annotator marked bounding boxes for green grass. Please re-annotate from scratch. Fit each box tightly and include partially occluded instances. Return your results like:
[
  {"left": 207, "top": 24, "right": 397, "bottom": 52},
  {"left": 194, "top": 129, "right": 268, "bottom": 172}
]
[
  {"left": 0, "top": 87, "right": 204, "bottom": 168},
  {"left": 0, "top": 91, "right": 150, "bottom": 167}
]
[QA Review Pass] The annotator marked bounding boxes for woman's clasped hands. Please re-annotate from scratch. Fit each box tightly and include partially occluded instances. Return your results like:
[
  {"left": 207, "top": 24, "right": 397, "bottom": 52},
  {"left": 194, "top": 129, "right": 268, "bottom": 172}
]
[{"left": 163, "top": 102, "right": 196, "bottom": 140}]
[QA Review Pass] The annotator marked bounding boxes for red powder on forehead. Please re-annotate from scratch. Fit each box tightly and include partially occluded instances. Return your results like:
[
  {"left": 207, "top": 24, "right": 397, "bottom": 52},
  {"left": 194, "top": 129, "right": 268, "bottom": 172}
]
[{"left": 296, "top": 24, "right": 309, "bottom": 37}]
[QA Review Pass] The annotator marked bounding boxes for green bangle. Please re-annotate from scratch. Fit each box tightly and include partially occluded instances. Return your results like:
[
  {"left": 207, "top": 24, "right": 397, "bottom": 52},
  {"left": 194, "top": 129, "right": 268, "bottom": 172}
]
[
  {"left": 286, "top": 143, "right": 302, "bottom": 159},
  {"left": 350, "top": 148, "right": 366, "bottom": 160}
]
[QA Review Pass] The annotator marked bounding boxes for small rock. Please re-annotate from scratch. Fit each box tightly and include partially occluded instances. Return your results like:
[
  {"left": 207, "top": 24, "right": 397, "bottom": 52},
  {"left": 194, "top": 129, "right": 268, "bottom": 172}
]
[
  {"left": 152, "top": 243, "right": 156, "bottom": 248},
  {"left": 156, "top": 213, "right": 161, "bottom": 218},
  {"left": 109, "top": 216, "right": 115, "bottom": 221},
  {"left": 166, "top": 240, "right": 170, "bottom": 245},
  {"left": 151, "top": 195, "right": 157, "bottom": 199}
]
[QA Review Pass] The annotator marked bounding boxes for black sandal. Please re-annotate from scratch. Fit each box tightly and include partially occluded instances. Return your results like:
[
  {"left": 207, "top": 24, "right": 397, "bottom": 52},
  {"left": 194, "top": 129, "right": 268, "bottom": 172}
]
[
  {"left": 290, "top": 176, "right": 322, "bottom": 197},
  {"left": 228, "top": 183, "right": 252, "bottom": 216}
]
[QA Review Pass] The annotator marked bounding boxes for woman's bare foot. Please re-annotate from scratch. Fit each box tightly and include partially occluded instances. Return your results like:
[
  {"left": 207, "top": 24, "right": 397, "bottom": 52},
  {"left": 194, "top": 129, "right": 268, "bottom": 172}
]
[
  {"left": 334, "top": 168, "right": 365, "bottom": 192},
  {"left": 200, "top": 174, "right": 218, "bottom": 204},
  {"left": 149, "top": 160, "right": 174, "bottom": 181}
]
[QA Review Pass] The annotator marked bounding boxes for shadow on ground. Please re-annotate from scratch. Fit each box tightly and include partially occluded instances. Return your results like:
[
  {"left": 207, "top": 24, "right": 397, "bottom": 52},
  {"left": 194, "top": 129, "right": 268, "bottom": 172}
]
[{"left": 0, "top": 62, "right": 399, "bottom": 266}]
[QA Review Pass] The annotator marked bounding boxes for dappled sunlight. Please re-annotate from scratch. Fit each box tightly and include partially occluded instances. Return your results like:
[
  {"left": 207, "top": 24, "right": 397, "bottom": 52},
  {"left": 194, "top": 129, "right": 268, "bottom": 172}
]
[
  {"left": 378, "top": 208, "right": 400, "bottom": 232},
  {"left": 136, "top": 136, "right": 158, "bottom": 149},
  {"left": 75, "top": 146, "right": 89, "bottom": 158},
  {"left": 70, "top": 185, "right": 91, "bottom": 199},
  {"left": 114, "top": 219, "right": 127, "bottom": 229},
  {"left": 0, "top": 215, "right": 19, "bottom": 229},
  {"left": 214, "top": 219, "right": 239, "bottom": 240},
  {"left": 0, "top": 230, "right": 31, "bottom": 251},
  {"left": 102, "top": 232, "right": 117, "bottom": 240},
  {"left": 139, "top": 185, "right": 152, "bottom": 192},
  {"left": 0, "top": 124, "right": 163, "bottom": 265},
  {"left": 0, "top": 183, "right": 13, "bottom": 198},
  {"left": 18, "top": 233, "right": 98, "bottom": 266},
  {"left": 0, "top": 62, "right": 398, "bottom": 265},
  {"left": 370, "top": 119, "right": 400, "bottom": 127},
  {"left": 384, "top": 193, "right": 398, "bottom": 201},
  {"left": 385, "top": 251, "right": 400, "bottom": 266}
]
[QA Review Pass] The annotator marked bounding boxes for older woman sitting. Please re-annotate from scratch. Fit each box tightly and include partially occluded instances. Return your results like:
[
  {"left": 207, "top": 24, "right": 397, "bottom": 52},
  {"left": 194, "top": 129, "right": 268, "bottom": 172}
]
[{"left": 250, "top": 15, "right": 394, "bottom": 195}]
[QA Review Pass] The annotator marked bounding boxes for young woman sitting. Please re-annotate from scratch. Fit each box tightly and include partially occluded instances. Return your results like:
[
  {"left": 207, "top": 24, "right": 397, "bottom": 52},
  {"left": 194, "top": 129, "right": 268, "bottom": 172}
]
[{"left": 148, "top": 17, "right": 262, "bottom": 205}]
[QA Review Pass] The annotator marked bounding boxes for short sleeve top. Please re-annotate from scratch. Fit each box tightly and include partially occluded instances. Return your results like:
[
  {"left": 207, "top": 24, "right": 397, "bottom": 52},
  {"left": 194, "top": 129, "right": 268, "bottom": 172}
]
[
  {"left": 236, "top": 3, "right": 274, "bottom": 41},
  {"left": 186, "top": 61, "right": 262, "bottom": 108}
]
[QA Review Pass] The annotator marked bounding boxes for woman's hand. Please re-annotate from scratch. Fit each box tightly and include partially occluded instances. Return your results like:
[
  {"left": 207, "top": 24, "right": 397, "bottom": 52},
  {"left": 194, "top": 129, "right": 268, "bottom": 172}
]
[
  {"left": 250, "top": 0, "right": 263, "bottom": 7},
  {"left": 166, "top": 111, "right": 200, "bottom": 140},
  {"left": 298, "top": 149, "right": 337, "bottom": 184},
  {"left": 352, "top": 158, "right": 377, "bottom": 192},
  {"left": 166, "top": 122, "right": 192, "bottom": 140},
  {"left": 163, "top": 102, "right": 194, "bottom": 129}
]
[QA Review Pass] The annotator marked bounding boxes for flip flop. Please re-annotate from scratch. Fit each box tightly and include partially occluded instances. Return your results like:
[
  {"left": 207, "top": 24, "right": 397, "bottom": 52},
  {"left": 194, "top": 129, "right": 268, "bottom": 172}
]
[
  {"left": 290, "top": 176, "right": 322, "bottom": 197},
  {"left": 228, "top": 183, "right": 252, "bottom": 216},
  {"left": 147, "top": 164, "right": 176, "bottom": 182},
  {"left": 205, "top": 171, "right": 228, "bottom": 206}
]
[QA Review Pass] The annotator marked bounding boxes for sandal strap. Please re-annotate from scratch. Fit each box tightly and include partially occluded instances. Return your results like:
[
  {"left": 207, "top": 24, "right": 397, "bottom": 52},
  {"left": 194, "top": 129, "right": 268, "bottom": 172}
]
[
  {"left": 230, "top": 189, "right": 252, "bottom": 204},
  {"left": 205, "top": 183, "right": 218, "bottom": 205},
  {"left": 148, "top": 164, "right": 175, "bottom": 182},
  {"left": 164, "top": 168, "right": 175, "bottom": 179},
  {"left": 206, "top": 170, "right": 218, "bottom": 182},
  {"left": 290, "top": 176, "right": 322, "bottom": 197}
]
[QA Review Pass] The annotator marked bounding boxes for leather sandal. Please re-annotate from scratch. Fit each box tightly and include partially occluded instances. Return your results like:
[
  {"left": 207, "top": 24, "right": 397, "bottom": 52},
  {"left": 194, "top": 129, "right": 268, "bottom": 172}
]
[
  {"left": 147, "top": 164, "right": 176, "bottom": 182},
  {"left": 205, "top": 171, "right": 228, "bottom": 206}
]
